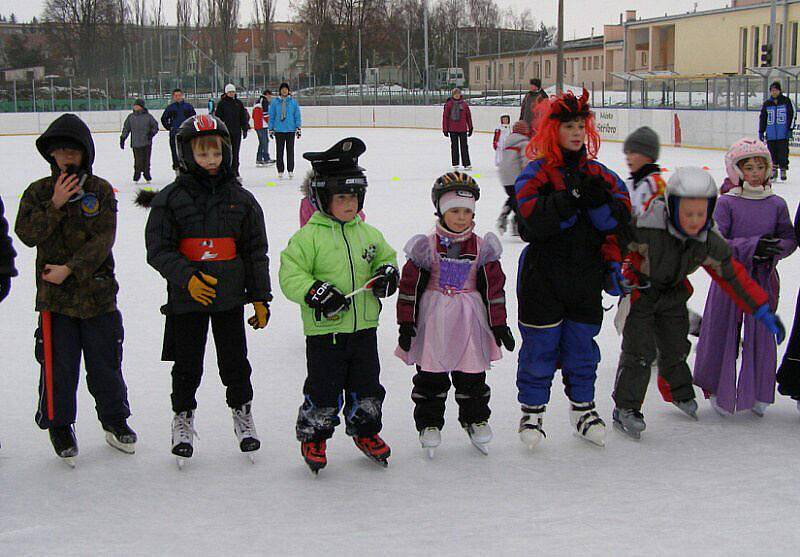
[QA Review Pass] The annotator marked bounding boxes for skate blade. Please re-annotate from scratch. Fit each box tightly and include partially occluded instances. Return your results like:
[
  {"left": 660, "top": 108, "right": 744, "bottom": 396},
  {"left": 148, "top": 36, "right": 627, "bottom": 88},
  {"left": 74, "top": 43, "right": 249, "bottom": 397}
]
[
  {"left": 61, "top": 456, "right": 77, "bottom": 468},
  {"left": 105, "top": 432, "right": 135, "bottom": 454},
  {"left": 246, "top": 453, "right": 257, "bottom": 464},
  {"left": 176, "top": 457, "right": 189, "bottom": 469},
  {"left": 470, "top": 439, "right": 489, "bottom": 455},
  {"left": 574, "top": 431, "right": 606, "bottom": 447},
  {"left": 613, "top": 421, "right": 642, "bottom": 440},
  {"left": 425, "top": 447, "right": 436, "bottom": 460}
]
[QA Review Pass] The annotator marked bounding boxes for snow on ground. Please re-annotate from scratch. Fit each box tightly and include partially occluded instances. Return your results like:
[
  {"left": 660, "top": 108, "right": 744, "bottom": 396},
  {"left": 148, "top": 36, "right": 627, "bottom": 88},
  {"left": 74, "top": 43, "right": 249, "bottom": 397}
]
[{"left": 1, "top": 126, "right": 799, "bottom": 555}]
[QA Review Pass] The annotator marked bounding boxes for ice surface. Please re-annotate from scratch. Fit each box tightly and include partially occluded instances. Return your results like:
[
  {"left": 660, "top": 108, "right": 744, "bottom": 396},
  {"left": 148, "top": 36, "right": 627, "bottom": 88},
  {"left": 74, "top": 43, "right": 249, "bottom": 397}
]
[{"left": 1, "top": 127, "right": 799, "bottom": 555}]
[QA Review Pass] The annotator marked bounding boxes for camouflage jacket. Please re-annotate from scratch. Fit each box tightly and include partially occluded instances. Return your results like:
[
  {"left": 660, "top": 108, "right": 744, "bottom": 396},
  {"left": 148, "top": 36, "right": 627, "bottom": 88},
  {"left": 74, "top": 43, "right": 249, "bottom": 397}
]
[{"left": 15, "top": 174, "right": 119, "bottom": 319}]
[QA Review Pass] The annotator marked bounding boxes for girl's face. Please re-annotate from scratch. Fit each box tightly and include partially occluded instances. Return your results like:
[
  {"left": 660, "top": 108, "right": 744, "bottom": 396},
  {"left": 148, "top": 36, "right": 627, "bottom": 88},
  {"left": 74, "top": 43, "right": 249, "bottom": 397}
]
[
  {"left": 739, "top": 157, "right": 769, "bottom": 186},
  {"left": 329, "top": 193, "right": 359, "bottom": 222},
  {"left": 501, "top": 116, "right": 510, "bottom": 125},
  {"left": 559, "top": 118, "right": 586, "bottom": 151},
  {"left": 677, "top": 197, "right": 710, "bottom": 236},
  {"left": 443, "top": 207, "right": 474, "bottom": 233}
]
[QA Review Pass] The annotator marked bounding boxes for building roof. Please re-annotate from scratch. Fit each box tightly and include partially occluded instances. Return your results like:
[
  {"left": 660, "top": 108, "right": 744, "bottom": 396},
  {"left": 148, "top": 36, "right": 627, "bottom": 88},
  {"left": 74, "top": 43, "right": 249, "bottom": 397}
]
[
  {"left": 624, "top": 0, "right": 800, "bottom": 27},
  {"left": 466, "top": 35, "right": 604, "bottom": 61}
]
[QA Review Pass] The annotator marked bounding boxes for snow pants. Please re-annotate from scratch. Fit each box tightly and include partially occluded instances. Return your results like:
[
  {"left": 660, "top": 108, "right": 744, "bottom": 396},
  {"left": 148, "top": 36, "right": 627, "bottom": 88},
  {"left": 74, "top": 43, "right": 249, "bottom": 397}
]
[
  {"left": 768, "top": 139, "right": 790, "bottom": 171},
  {"left": 132, "top": 145, "right": 152, "bottom": 181},
  {"left": 411, "top": 369, "right": 490, "bottom": 431},
  {"left": 35, "top": 310, "right": 130, "bottom": 429},
  {"left": 162, "top": 307, "right": 254, "bottom": 412},
  {"left": 449, "top": 132, "right": 471, "bottom": 167},
  {"left": 296, "top": 328, "right": 386, "bottom": 442},
  {"left": 274, "top": 132, "right": 296, "bottom": 173},
  {"left": 613, "top": 287, "right": 694, "bottom": 411},
  {"left": 778, "top": 290, "right": 800, "bottom": 399}
]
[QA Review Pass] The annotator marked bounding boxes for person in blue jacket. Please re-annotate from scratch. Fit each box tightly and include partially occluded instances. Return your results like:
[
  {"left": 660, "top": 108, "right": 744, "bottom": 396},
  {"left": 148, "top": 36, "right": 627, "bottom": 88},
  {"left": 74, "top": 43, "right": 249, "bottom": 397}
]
[
  {"left": 161, "top": 88, "right": 197, "bottom": 173},
  {"left": 268, "top": 82, "right": 302, "bottom": 179},
  {"left": 759, "top": 81, "right": 795, "bottom": 182}
]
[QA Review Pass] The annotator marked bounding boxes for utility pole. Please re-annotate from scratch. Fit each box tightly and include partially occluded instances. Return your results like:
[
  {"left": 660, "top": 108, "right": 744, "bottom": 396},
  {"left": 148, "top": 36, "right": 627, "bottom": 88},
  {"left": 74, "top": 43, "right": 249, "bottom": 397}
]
[
  {"left": 358, "top": 28, "right": 364, "bottom": 104},
  {"left": 556, "top": 0, "right": 565, "bottom": 93},
  {"left": 423, "top": 0, "right": 430, "bottom": 100},
  {"left": 770, "top": 0, "right": 777, "bottom": 64}
]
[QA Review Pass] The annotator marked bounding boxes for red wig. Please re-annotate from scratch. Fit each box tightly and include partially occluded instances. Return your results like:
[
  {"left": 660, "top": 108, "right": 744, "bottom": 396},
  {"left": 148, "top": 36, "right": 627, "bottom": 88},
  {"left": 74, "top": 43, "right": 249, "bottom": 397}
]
[{"left": 525, "top": 88, "right": 601, "bottom": 166}]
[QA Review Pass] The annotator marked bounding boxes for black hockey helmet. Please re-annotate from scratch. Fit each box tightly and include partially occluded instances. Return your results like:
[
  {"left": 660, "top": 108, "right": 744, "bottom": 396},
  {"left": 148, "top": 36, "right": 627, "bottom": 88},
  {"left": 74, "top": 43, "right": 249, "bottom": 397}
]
[
  {"left": 303, "top": 137, "right": 368, "bottom": 218},
  {"left": 431, "top": 171, "right": 480, "bottom": 216},
  {"left": 175, "top": 114, "right": 233, "bottom": 175}
]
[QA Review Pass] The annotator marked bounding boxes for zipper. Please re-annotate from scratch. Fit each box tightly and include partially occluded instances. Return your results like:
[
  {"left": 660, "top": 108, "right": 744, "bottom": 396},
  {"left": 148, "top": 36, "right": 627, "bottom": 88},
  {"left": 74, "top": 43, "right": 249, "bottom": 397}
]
[{"left": 340, "top": 222, "right": 357, "bottom": 333}]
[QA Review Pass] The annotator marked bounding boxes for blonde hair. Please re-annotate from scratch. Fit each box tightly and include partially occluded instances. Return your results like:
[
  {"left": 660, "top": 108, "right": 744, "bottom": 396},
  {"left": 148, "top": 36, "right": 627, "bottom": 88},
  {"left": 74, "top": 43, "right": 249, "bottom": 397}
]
[{"left": 191, "top": 135, "right": 222, "bottom": 153}]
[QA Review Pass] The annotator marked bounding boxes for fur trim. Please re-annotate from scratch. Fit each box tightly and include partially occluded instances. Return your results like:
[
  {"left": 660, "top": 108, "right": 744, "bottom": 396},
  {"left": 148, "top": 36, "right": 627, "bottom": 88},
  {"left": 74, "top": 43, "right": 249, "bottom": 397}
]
[{"left": 134, "top": 188, "right": 159, "bottom": 208}]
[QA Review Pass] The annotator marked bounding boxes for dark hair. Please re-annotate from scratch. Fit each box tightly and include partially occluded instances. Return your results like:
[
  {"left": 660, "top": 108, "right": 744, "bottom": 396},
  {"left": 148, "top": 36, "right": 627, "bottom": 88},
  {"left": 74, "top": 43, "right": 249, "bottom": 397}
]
[
  {"left": 770, "top": 81, "right": 782, "bottom": 91},
  {"left": 279, "top": 82, "right": 290, "bottom": 92},
  {"left": 263, "top": 89, "right": 272, "bottom": 95},
  {"left": 530, "top": 78, "right": 542, "bottom": 88},
  {"left": 172, "top": 88, "right": 183, "bottom": 94}
]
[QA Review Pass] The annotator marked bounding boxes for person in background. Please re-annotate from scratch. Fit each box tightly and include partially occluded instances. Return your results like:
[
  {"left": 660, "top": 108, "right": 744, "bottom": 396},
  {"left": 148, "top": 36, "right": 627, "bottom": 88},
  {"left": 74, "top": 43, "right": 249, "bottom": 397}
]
[
  {"left": 161, "top": 89, "right": 196, "bottom": 174},
  {"left": 442, "top": 88, "right": 473, "bottom": 170},
  {"left": 253, "top": 90, "right": 273, "bottom": 166},
  {"left": 759, "top": 81, "right": 795, "bottom": 182},
  {"left": 214, "top": 84, "right": 250, "bottom": 179},
  {"left": 520, "top": 78, "right": 547, "bottom": 127},
  {"left": 120, "top": 98, "right": 159, "bottom": 183},
  {"left": 268, "top": 82, "right": 302, "bottom": 180}
]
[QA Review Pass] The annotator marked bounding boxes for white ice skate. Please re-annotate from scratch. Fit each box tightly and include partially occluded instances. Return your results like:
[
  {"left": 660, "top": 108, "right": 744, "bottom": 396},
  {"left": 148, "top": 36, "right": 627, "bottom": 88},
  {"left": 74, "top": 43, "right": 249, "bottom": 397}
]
[
  {"left": 419, "top": 427, "right": 441, "bottom": 459},
  {"left": 569, "top": 401, "right": 606, "bottom": 447},
  {"left": 171, "top": 410, "right": 197, "bottom": 469},
  {"left": 232, "top": 402, "right": 260, "bottom": 462},
  {"left": 278, "top": 172, "right": 285, "bottom": 180},
  {"left": 519, "top": 405, "right": 546, "bottom": 449},
  {"left": 288, "top": 172, "right": 294, "bottom": 179},
  {"left": 464, "top": 422, "right": 492, "bottom": 455},
  {"left": 751, "top": 401, "right": 770, "bottom": 418}
]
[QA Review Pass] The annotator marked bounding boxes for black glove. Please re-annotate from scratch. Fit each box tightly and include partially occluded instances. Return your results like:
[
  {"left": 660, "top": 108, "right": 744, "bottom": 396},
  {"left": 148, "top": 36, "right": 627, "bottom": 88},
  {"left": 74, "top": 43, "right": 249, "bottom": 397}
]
[
  {"left": 305, "top": 281, "right": 350, "bottom": 320},
  {"left": 754, "top": 236, "right": 782, "bottom": 260},
  {"left": 398, "top": 323, "right": 416, "bottom": 352},
  {"left": 443, "top": 131, "right": 449, "bottom": 137},
  {"left": 571, "top": 175, "right": 610, "bottom": 208},
  {"left": 0, "top": 275, "right": 10, "bottom": 303},
  {"left": 242, "top": 128, "right": 248, "bottom": 139},
  {"left": 468, "top": 128, "right": 474, "bottom": 137},
  {"left": 269, "top": 130, "right": 274, "bottom": 139},
  {"left": 370, "top": 265, "right": 399, "bottom": 298},
  {"left": 492, "top": 325, "right": 515, "bottom": 351},
  {"left": 296, "top": 128, "right": 302, "bottom": 139},
  {"left": 119, "top": 139, "right": 125, "bottom": 150}
]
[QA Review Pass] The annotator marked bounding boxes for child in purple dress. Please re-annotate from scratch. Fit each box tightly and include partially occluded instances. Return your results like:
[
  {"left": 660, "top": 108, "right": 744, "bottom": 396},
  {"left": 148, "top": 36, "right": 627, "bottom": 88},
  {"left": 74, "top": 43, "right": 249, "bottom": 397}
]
[
  {"left": 395, "top": 172, "right": 514, "bottom": 457},
  {"left": 694, "top": 138, "right": 797, "bottom": 416}
]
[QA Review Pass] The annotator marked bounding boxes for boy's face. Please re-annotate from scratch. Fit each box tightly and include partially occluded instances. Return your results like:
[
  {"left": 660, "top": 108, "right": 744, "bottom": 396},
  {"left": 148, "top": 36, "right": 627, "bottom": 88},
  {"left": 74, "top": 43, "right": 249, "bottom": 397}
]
[
  {"left": 329, "top": 193, "right": 359, "bottom": 222},
  {"left": 559, "top": 118, "right": 586, "bottom": 151},
  {"left": 677, "top": 197, "right": 710, "bottom": 236},
  {"left": 625, "top": 151, "right": 653, "bottom": 174},
  {"left": 133, "top": 104, "right": 142, "bottom": 112},
  {"left": 739, "top": 157, "right": 769, "bottom": 186},
  {"left": 51, "top": 148, "right": 83, "bottom": 172},
  {"left": 771, "top": 87, "right": 780, "bottom": 98},
  {"left": 443, "top": 207, "right": 474, "bottom": 233},
  {"left": 193, "top": 143, "right": 223, "bottom": 174},
  {"left": 280, "top": 87, "right": 289, "bottom": 97},
  {"left": 173, "top": 91, "right": 184, "bottom": 103}
]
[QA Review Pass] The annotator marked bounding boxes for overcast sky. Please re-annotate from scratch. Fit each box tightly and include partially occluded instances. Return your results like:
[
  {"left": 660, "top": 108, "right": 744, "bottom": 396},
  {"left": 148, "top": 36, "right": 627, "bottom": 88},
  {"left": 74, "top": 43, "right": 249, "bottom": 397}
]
[{"left": 0, "top": 0, "right": 730, "bottom": 38}]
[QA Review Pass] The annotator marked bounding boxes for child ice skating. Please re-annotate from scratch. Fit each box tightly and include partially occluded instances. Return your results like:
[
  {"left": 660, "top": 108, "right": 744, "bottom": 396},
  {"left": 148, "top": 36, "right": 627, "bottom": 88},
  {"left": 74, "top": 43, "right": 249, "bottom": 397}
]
[
  {"left": 493, "top": 114, "right": 511, "bottom": 166},
  {"left": 514, "top": 89, "right": 631, "bottom": 448},
  {"left": 693, "top": 139, "right": 796, "bottom": 416},
  {"left": 139, "top": 114, "right": 271, "bottom": 466},
  {"left": 120, "top": 98, "right": 159, "bottom": 183},
  {"left": 395, "top": 172, "right": 513, "bottom": 457},
  {"left": 612, "top": 167, "right": 785, "bottom": 439},
  {"left": 279, "top": 137, "right": 398, "bottom": 474},
  {"left": 15, "top": 114, "right": 135, "bottom": 465},
  {"left": 496, "top": 120, "right": 531, "bottom": 236}
]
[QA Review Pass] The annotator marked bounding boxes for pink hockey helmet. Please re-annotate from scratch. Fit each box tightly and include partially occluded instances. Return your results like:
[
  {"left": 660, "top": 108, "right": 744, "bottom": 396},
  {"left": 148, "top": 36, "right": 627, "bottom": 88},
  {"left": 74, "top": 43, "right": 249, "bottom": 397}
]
[{"left": 724, "top": 138, "right": 772, "bottom": 186}]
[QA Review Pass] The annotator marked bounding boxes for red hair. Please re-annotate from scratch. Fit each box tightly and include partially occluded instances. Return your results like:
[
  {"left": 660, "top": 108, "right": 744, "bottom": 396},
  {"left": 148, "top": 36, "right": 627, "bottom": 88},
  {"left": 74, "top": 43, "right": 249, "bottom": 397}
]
[{"left": 525, "top": 89, "right": 601, "bottom": 166}]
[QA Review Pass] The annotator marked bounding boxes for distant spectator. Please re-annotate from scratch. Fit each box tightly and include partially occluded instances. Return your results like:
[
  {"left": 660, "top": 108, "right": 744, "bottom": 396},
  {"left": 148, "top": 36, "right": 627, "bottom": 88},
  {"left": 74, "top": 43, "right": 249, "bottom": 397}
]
[{"left": 759, "top": 81, "right": 795, "bottom": 181}]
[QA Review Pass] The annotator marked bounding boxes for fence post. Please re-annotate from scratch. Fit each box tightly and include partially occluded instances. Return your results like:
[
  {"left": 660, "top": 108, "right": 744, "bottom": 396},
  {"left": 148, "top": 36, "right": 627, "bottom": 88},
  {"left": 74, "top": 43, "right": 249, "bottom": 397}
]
[
  {"left": 88, "top": 78, "right": 91, "bottom": 111},
  {"left": 123, "top": 75, "right": 127, "bottom": 107},
  {"left": 32, "top": 79, "right": 37, "bottom": 113},
  {"left": 69, "top": 78, "right": 73, "bottom": 111},
  {"left": 106, "top": 78, "right": 110, "bottom": 110},
  {"left": 50, "top": 78, "right": 55, "bottom": 112},
  {"left": 13, "top": 80, "right": 17, "bottom": 112}
]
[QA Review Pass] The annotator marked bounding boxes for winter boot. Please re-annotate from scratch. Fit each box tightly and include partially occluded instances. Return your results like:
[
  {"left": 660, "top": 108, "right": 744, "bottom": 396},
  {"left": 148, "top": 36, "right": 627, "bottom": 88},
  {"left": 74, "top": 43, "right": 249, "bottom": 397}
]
[
  {"left": 301, "top": 440, "right": 327, "bottom": 474},
  {"left": 419, "top": 427, "right": 441, "bottom": 459},
  {"left": 133, "top": 172, "right": 141, "bottom": 183},
  {"left": 569, "top": 401, "right": 606, "bottom": 446},
  {"left": 171, "top": 410, "right": 197, "bottom": 461},
  {"left": 672, "top": 399, "right": 699, "bottom": 420},
  {"left": 353, "top": 434, "right": 391, "bottom": 467},
  {"left": 102, "top": 420, "right": 137, "bottom": 454},
  {"left": 143, "top": 171, "right": 152, "bottom": 183},
  {"left": 232, "top": 402, "right": 261, "bottom": 454},
  {"left": 464, "top": 165, "right": 473, "bottom": 171},
  {"left": 751, "top": 401, "right": 770, "bottom": 417},
  {"left": 288, "top": 171, "right": 294, "bottom": 179},
  {"left": 464, "top": 421, "right": 493, "bottom": 455},
  {"left": 49, "top": 425, "right": 78, "bottom": 465},
  {"left": 519, "top": 404, "right": 546, "bottom": 449},
  {"left": 613, "top": 408, "right": 646, "bottom": 439},
  {"left": 781, "top": 168, "right": 787, "bottom": 181}
]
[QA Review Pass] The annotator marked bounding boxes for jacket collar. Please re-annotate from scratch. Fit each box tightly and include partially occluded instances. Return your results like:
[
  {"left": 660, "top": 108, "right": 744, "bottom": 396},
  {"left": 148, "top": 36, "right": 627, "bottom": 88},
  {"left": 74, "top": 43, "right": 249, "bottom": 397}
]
[{"left": 631, "top": 163, "right": 660, "bottom": 184}]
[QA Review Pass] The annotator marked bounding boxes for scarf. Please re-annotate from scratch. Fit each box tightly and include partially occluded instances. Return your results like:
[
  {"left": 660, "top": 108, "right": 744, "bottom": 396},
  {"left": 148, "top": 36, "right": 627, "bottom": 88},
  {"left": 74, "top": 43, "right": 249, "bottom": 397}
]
[
  {"left": 449, "top": 99, "right": 462, "bottom": 121},
  {"left": 726, "top": 181, "right": 774, "bottom": 199},
  {"left": 280, "top": 96, "right": 289, "bottom": 121}
]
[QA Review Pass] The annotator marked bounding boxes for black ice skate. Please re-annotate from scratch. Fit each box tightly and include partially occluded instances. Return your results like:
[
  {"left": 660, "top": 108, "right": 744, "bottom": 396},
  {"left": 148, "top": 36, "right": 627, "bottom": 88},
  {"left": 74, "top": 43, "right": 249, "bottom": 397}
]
[
  {"left": 49, "top": 425, "right": 78, "bottom": 468},
  {"left": 301, "top": 440, "right": 327, "bottom": 475},
  {"left": 171, "top": 410, "right": 197, "bottom": 468},
  {"left": 232, "top": 402, "right": 260, "bottom": 462},
  {"left": 613, "top": 408, "right": 646, "bottom": 440},
  {"left": 672, "top": 399, "right": 699, "bottom": 420},
  {"left": 102, "top": 421, "right": 137, "bottom": 454}
]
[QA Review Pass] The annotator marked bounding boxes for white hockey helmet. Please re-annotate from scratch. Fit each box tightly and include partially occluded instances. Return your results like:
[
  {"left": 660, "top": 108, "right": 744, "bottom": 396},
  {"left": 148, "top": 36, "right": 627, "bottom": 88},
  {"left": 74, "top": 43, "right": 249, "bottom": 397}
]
[{"left": 665, "top": 167, "right": 718, "bottom": 233}]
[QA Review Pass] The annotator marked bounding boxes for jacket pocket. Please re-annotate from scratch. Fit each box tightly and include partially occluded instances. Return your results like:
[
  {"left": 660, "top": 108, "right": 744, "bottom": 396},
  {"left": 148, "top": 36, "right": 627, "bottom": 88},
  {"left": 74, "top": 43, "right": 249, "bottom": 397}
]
[{"left": 362, "top": 293, "right": 381, "bottom": 323}]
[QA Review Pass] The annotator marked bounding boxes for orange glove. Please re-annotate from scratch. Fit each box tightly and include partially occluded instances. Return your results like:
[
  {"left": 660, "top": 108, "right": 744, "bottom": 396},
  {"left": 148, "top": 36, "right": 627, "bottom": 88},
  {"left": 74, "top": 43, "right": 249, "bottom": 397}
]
[
  {"left": 187, "top": 272, "right": 217, "bottom": 306},
  {"left": 248, "top": 301, "right": 270, "bottom": 329}
]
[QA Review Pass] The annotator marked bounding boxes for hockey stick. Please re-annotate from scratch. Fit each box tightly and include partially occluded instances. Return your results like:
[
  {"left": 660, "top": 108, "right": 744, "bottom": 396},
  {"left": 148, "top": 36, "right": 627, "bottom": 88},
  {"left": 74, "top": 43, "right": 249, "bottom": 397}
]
[
  {"left": 41, "top": 311, "right": 55, "bottom": 421},
  {"left": 345, "top": 275, "right": 383, "bottom": 299}
]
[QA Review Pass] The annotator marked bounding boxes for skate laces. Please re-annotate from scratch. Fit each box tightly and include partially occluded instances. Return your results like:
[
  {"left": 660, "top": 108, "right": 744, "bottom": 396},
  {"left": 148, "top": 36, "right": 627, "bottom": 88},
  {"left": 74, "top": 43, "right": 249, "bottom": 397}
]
[
  {"left": 172, "top": 412, "right": 197, "bottom": 443},
  {"left": 232, "top": 405, "right": 258, "bottom": 440}
]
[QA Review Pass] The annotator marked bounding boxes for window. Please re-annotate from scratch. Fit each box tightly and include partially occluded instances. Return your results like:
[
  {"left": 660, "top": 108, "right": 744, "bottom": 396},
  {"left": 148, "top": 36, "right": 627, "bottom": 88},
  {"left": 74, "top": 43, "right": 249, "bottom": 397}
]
[
  {"left": 476, "top": 66, "right": 480, "bottom": 81},
  {"left": 753, "top": 26, "right": 760, "bottom": 67},
  {"left": 642, "top": 51, "right": 648, "bottom": 67},
  {"left": 545, "top": 59, "right": 551, "bottom": 78},
  {"left": 792, "top": 22, "right": 798, "bottom": 66},
  {"left": 600, "top": 56, "right": 604, "bottom": 69},
  {"left": 488, "top": 64, "right": 492, "bottom": 82},
  {"left": 740, "top": 27, "right": 748, "bottom": 72},
  {"left": 593, "top": 56, "right": 600, "bottom": 70},
  {"left": 509, "top": 62, "right": 514, "bottom": 80},
  {"left": 778, "top": 23, "right": 784, "bottom": 65},
  {"left": 518, "top": 62, "right": 524, "bottom": 79},
  {"left": 534, "top": 62, "right": 540, "bottom": 78},
  {"left": 582, "top": 57, "right": 587, "bottom": 70}
]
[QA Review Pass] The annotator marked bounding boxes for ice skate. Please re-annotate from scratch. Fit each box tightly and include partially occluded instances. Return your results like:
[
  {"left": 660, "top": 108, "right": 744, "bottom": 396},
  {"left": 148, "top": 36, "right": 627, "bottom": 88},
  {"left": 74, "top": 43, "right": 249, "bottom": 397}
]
[
  {"left": 780, "top": 168, "right": 787, "bottom": 181},
  {"left": 463, "top": 165, "right": 473, "bottom": 171},
  {"left": 569, "top": 401, "right": 606, "bottom": 447},
  {"left": 672, "top": 399, "right": 699, "bottom": 420},
  {"left": 232, "top": 402, "right": 260, "bottom": 462},
  {"left": 751, "top": 401, "right": 770, "bottom": 417},
  {"left": 519, "top": 405, "right": 546, "bottom": 449},
  {"left": 301, "top": 440, "right": 327, "bottom": 475},
  {"left": 278, "top": 172, "right": 285, "bottom": 180},
  {"left": 353, "top": 434, "right": 391, "bottom": 468},
  {"left": 613, "top": 408, "right": 646, "bottom": 440},
  {"left": 49, "top": 425, "right": 78, "bottom": 467},
  {"left": 773, "top": 168, "right": 779, "bottom": 181},
  {"left": 709, "top": 395, "right": 732, "bottom": 417},
  {"left": 171, "top": 410, "right": 197, "bottom": 468},
  {"left": 464, "top": 421, "right": 492, "bottom": 455},
  {"left": 288, "top": 171, "right": 294, "bottom": 179},
  {"left": 102, "top": 420, "right": 137, "bottom": 454},
  {"left": 688, "top": 309, "right": 702, "bottom": 337},
  {"left": 419, "top": 427, "right": 441, "bottom": 459}
]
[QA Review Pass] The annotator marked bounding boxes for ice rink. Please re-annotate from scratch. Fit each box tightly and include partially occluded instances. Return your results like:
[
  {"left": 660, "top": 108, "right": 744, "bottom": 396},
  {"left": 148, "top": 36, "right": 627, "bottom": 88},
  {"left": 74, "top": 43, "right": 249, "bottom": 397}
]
[{"left": 1, "top": 125, "right": 799, "bottom": 555}]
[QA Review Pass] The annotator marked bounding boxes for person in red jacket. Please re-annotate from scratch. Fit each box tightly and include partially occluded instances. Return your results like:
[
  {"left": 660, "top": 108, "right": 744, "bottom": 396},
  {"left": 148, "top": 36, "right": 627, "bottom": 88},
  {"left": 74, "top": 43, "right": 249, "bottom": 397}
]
[
  {"left": 252, "top": 90, "right": 273, "bottom": 166},
  {"left": 443, "top": 88, "right": 474, "bottom": 170}
]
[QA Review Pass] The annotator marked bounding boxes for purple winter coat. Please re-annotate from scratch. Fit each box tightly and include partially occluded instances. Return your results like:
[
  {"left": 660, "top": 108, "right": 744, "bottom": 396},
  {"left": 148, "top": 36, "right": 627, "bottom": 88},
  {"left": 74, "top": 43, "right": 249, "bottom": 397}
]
[{"left": 694, "top": 192, "right": 797, "bottom": 413}]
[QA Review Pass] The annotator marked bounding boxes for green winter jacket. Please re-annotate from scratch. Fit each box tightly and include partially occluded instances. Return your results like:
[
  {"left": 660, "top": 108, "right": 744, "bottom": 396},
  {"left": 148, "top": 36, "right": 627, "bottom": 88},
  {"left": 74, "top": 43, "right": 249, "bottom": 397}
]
[{"left": 280, "top": 211, "right": 397, "bottom": 336}]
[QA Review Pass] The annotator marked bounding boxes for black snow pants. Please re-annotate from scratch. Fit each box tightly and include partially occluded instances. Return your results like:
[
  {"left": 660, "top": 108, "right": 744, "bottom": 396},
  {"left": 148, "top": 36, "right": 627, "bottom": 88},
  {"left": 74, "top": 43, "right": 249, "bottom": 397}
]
[
  {"left": 768, "top": 139, "right": 790, "bottom": 171},
  {"left": 449, "top": 132, "right": 471, "bottom": 167},
  {"left": 411, "top": 369, "right": 490, "bottom": 431}
]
